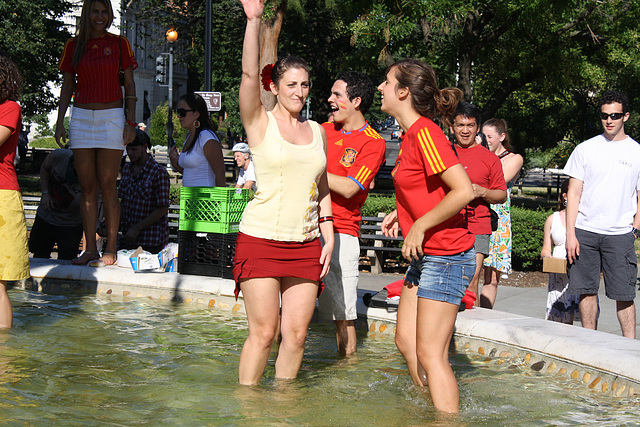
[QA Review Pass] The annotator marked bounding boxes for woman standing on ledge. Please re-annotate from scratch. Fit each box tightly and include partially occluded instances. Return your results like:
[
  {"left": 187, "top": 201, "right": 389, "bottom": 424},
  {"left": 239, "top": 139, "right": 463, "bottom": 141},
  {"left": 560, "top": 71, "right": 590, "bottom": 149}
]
[
  {"left": 55, "top": 0, "right": 138, "bottom": 266},
  {"left": 0, "top": 52, "right": 30, "bottom": 328},
  {"left": 234, "top": 0, "right": 333, "bottom": 385},
  {"left": 379, "top": 59, "right": 475, "bottom": 414}
]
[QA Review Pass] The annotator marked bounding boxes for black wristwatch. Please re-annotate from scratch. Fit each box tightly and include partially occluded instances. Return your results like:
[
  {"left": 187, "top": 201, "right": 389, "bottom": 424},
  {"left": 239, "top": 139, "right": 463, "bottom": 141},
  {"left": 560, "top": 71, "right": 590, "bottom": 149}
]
[{"left": 633, "top": 228, "right": 640, "bottom": 239}]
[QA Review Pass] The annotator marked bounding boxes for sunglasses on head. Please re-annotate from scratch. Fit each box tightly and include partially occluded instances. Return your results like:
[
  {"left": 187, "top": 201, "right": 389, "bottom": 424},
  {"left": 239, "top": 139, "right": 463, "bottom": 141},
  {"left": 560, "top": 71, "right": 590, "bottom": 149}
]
[
  {"left": 600, "top": 112, "right": 624, "bottom": 121},
  {"left": 176, "top": 108, "right": 195, "bottom": 117}
]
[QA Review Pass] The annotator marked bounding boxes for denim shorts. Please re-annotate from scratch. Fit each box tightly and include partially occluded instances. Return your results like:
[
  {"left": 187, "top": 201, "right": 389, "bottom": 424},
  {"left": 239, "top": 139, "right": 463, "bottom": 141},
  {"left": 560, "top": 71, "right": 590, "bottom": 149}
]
[{"left": 404, "top": 249, "right": 476, "bottom": 304}]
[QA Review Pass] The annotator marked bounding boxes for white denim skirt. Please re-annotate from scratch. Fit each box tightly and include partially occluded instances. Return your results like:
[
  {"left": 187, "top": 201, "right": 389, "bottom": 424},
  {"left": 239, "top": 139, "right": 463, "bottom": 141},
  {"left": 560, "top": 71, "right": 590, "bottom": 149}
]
[{"left": 69, "top": 107, "right": 125, "bottom": 151}]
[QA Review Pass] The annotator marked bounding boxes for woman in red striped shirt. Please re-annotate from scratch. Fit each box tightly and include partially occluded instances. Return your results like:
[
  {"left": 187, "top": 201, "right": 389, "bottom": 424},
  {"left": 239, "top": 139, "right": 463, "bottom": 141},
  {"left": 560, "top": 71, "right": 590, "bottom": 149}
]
[
  {"left": 54, "top": 0, "right": 138, "bottom": 265},
  {"left": 379, "top": 59, "right": 475, "bottom": 414}
]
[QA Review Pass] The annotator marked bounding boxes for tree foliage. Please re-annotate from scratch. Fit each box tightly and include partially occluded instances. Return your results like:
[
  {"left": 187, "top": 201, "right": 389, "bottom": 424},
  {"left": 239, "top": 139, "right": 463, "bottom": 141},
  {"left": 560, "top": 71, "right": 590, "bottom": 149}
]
[
  {"left": 349, "top": 0, "right": 640, "bottom": 151},
  {"left": 0, "top": 0, "right": 73, "bottom": 121},
  {"left": 149, "top": 102, "right": 188, "bottom": 148},
  {"left": 8, "top": 0, "right": 640, "bottom": 154}
]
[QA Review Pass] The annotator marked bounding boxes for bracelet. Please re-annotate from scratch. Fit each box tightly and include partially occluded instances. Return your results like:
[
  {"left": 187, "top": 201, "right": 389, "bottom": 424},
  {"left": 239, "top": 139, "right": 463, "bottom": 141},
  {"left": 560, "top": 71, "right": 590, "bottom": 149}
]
[
  {"left": 633, "top": 227, "right": 640, "bottom": 239},
  {"left": 126, "top": 119, "right": 137, "bottom": 128},
  {"left": 318, "top": 216, "right": 334, "bottom": 224},
  {"left": 125, "top": 96, "right": 138, "bottom": 101}
]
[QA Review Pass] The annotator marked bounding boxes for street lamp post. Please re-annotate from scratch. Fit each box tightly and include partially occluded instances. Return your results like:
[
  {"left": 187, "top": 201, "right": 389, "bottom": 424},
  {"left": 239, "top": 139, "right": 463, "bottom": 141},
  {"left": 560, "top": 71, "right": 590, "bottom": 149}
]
[
  {"left": 204, "top": 0, "right": 212, "bottom": 91},
  {"left": 166, "top": 27, "right": 178, "bottom": 148}
]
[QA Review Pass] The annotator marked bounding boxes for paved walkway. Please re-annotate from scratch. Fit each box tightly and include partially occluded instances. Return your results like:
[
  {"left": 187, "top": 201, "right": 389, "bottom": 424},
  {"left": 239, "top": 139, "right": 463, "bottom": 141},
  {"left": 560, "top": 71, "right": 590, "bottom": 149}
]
[{"left": 357, "top": 271, "right": 640, "bottom": 340}]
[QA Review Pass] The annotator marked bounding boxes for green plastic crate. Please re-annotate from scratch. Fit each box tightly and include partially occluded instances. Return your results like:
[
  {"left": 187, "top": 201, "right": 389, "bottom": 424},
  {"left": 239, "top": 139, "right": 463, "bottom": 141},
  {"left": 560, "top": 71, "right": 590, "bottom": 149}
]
[{"left": 179, "top": 187, "right": 251, "bottom": 233}]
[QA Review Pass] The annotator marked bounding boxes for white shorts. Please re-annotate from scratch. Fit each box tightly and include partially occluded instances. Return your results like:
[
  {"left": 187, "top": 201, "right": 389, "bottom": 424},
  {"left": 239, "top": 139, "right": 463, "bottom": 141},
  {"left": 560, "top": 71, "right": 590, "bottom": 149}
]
[
  {"left": 69, "top": 107, "right": 125, "bottom": 151},
  {"left": 318, "top": 233, "right": 360, "bottom": 321}
]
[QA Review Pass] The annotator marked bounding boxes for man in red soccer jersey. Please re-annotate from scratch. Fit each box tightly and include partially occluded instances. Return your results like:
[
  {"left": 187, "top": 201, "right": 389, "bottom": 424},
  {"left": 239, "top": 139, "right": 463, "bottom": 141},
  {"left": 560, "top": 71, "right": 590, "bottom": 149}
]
[
  {"left": 319, "top": 72, "right": 386, "bottom": 355},
  {"left": 451, "top": 102, "right": 506, "bottom": 307}
]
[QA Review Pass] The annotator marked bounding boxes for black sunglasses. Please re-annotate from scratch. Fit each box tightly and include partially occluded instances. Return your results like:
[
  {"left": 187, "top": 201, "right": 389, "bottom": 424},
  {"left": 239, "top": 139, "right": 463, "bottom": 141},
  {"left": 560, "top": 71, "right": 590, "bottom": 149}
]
[
  {"left": 176, "top": 108, "right": 195, "bottom": 117},
  {"left": 600, "top": 112, "right": 624, "bottom": 121}
]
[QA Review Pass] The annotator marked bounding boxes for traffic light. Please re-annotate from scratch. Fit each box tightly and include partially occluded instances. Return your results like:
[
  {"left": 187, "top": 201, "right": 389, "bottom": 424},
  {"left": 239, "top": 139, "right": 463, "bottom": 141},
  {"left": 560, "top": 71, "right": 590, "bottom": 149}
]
[{"left": 155, "top": 55, "right": 167, "bottom": 85}]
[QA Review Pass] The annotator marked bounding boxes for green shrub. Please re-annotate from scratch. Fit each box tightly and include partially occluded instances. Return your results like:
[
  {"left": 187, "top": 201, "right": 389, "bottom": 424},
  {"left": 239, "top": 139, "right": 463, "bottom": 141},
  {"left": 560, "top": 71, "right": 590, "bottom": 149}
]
[
  {"left": 511, "top": 205, "right": 552, "bottom": 271},
  {"left": 149, "top": 102, "right": 188, "bottom": 148},
  {"left": 30, "top": 137, "right": 59, "bottom": 149},
  {"left": 362, "top": 194, "right": 396, "bottom": 217},
  {"left": 170, "top": 185, "right": 181, "bottom": 205}
]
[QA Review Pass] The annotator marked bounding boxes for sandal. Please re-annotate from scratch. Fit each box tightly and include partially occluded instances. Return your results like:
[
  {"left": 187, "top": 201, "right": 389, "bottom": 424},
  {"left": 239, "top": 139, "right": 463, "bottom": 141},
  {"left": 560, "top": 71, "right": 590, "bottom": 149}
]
[
  {"left": 100, "top": 252, "right": 117, "bottom": 266},
  {"left": 71, "top": 251, "right": 100, "bottom": 266}
]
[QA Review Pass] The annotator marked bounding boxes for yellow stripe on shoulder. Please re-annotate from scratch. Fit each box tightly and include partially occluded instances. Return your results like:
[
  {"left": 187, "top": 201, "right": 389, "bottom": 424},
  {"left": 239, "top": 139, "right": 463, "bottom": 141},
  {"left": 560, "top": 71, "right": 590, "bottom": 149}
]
[
  {"left": 364, "top": 127, "right": 383, "bottom": 139},
  {"left": 417, "top": 127, "right": 446, "bottom": 173}
]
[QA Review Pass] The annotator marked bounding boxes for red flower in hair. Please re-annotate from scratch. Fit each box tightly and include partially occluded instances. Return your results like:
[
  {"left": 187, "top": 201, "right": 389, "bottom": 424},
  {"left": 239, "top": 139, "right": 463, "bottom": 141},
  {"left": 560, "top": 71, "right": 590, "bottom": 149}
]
[{"left": 260, "top": 64, "right": 274, "bottom": 92}]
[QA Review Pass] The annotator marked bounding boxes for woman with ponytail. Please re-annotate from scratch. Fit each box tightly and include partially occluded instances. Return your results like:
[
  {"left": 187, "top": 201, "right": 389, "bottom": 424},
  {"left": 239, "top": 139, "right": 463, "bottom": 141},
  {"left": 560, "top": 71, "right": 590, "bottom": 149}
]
[{"left": 379, "top": 59, "right": 475, "bottom": 414}]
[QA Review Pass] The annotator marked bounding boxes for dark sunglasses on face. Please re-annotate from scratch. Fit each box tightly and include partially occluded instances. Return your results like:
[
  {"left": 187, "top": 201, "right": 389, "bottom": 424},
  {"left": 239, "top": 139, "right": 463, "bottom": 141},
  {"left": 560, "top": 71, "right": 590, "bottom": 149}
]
[
  {"left": 176, "top": 108, "right": 195, "bottom": 117},
  {"left": 600, "top": 112, "right": 624, "bottom": 121}
]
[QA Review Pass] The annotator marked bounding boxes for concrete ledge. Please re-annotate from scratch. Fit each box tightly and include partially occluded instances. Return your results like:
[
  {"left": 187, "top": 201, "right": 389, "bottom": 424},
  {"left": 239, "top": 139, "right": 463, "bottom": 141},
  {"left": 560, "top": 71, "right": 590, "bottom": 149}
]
[
  {"left": 22, "top": 258, "right": 640, "bottom": 396},
  {"left": 455, "top": 308, "right": 640, "bottom": 380}
]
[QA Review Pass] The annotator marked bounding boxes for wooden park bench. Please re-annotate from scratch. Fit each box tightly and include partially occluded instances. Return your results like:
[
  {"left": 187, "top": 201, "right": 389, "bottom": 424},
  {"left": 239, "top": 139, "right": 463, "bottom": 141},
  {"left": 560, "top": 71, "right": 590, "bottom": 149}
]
[
  {"left": 359, "top": 213, "right": 403, "bottom": 274},
  {"left": 515, "top": 169, "right": 569, "bottom": 199}
]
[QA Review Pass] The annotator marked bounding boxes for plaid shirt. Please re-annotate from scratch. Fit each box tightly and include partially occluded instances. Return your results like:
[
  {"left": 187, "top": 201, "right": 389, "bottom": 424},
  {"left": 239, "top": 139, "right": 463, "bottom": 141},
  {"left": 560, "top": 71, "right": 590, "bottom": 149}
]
[{"left": 119, "top": 156, "right": 170, "bottom": 248}]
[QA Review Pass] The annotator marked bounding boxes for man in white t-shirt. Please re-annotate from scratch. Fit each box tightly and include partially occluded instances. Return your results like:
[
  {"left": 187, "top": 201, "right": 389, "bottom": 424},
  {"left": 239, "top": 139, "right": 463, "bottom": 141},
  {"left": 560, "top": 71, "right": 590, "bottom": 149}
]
[
  {"left": 564, "top": 90, "right": 640, "bottom": 339},
  {"left": 232, "top": 142, "right": 256, "bottom": 191}
]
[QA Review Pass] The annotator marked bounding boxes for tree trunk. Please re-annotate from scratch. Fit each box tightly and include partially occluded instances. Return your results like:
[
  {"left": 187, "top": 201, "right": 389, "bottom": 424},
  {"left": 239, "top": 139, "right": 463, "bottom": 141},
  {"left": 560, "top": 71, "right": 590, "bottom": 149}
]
[{"left": 259, "top": 2, "right": 287, "bottom": 111}]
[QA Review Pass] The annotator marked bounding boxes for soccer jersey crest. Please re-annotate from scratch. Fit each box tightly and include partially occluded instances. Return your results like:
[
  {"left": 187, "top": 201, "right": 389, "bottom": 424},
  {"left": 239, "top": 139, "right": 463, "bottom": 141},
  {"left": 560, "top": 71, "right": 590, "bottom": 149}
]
[{"left": 340, "top": 148, "right": 358, "bottom": 167}]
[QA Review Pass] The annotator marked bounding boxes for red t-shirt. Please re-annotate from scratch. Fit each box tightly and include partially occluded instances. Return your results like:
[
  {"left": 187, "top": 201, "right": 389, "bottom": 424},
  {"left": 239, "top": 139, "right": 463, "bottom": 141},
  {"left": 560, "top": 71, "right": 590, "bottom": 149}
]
[
  {"left": 323, "top": 122, "right": 386, "bottom": 236},
  {"left": 59, "top": 32, "right": 138, "bottom": 104},
  {"left": 392, "top": 116, "right": 474, "bottom": 255},
  {"left": 456, "top": 144, "right": 506, "bottom": 235},
  {"left": 0, "top": 101, "right": 21, "bottom": 191}
]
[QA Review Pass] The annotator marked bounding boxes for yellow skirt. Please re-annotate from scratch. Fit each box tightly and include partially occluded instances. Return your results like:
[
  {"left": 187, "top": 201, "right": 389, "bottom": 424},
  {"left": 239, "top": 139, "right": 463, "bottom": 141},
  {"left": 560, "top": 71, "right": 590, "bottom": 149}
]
[{"left": 0, "top": 190, "right": 30, "bottom": 281}]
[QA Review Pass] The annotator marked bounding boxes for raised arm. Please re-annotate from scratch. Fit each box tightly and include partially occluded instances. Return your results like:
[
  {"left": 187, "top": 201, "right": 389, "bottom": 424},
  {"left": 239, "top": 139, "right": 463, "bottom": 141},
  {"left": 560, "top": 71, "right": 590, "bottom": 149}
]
[{"left": 239, "top": 0, "right": 268, "bottom": 146}]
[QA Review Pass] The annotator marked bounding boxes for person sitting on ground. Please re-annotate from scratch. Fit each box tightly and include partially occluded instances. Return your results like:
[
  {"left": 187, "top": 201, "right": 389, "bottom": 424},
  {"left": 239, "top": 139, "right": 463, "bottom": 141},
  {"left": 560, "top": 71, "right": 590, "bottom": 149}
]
[
  {"left": 29, "top": 148, "right": 83, "bottom": 260},
  {"left": 541, "top": 179, "right": 581, "bottom": 324},
  {"left": 232, "top": 142, "right": 256, "bottom": 191},
  {"left": 450, "top": 102, "right": 506, "bottom": 308},
  {"left": 118, "top": 129, "right": 170, "bottom": 254}
]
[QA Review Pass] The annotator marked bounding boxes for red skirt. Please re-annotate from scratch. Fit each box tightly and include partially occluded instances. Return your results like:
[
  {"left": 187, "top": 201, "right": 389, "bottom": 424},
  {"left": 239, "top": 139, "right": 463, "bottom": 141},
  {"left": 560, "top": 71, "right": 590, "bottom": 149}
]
[{"left": 233, "top": 232, "right": 323, "bottom": 299}]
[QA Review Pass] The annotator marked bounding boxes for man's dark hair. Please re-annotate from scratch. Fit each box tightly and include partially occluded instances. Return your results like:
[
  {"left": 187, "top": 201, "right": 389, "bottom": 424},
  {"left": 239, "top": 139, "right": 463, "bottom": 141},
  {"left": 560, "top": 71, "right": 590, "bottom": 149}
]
[
  {"left": 453, "top": 101, "right": 481, "bottom": 126},
  {"left": 600, "top": 90, "right": 629, "bottom": 114},
  {"left": 336, "top": 71, "right": 375, "bottom": 114},
  {"left": 130, "top": 129, "right": 151, "bottom": 149}
]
